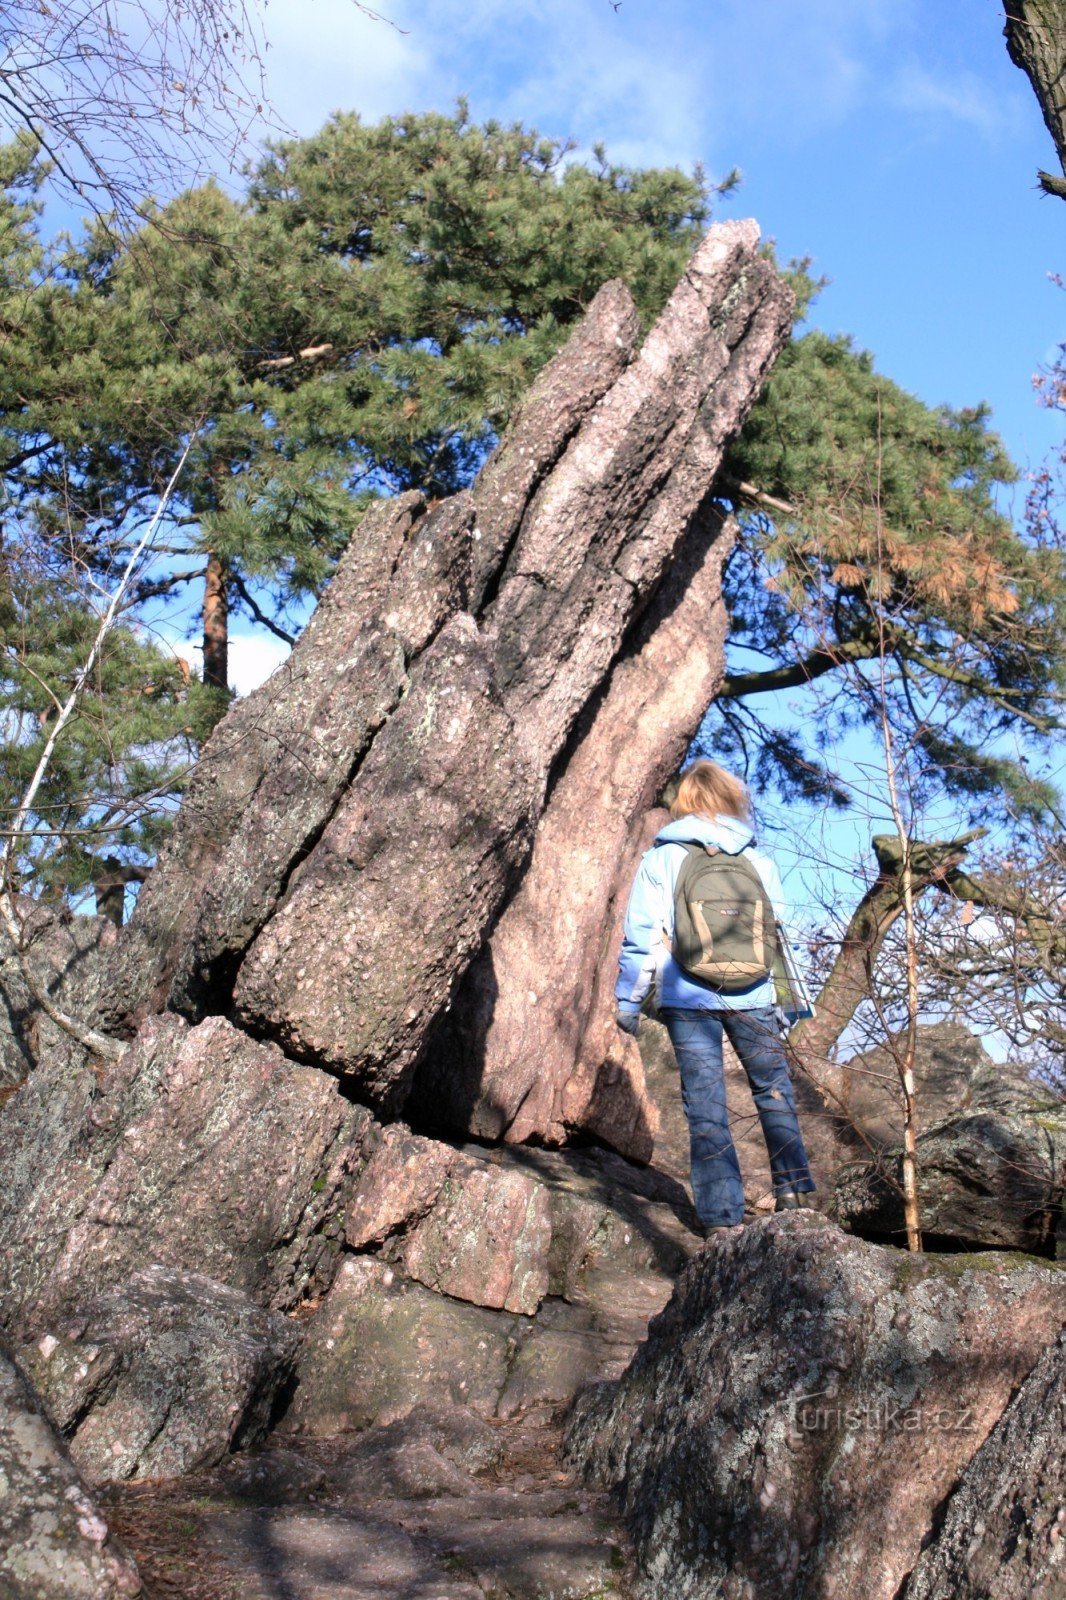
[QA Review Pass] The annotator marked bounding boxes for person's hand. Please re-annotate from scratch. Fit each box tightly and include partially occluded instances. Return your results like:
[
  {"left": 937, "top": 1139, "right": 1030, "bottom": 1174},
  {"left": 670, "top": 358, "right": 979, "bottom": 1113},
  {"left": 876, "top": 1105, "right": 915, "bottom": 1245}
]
[{"left": 616, "top": 1005, "right": 642, "bottom": 1037}]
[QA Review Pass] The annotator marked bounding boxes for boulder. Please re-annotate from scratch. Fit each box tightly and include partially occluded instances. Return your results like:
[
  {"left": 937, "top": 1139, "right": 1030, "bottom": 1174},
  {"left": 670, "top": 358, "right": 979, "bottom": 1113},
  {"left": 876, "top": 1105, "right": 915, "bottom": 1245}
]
[
  {"left": 902, "top": 1329, "right": 1066, "bottom": 1600},
  {"left": 831, "top": 1078, "right": 1066, "bottom": 1252},
  {"left": 346, "top": 1128, "right": 552, "bottom": 1315},
  {"left": 345, "top": 1128, "right": 697, "bottom": 1317},
  {"left": 835, "top": 1021, "right": 1035, "bottom": 1147},
  {"left": 17, "top": 1267, "right": 300, "bottom": 1483},
  {"left": 287, "top": 1141, "right": 702, "bottom": 1437},
  {"left": 0, "top": 1348, "right": 141, "bottom": 1599},
  {"left": 566, "top": 1213, "right": 1066, "bottom": 1600},
  {"left": 276, "top": 1257, "right": 523, "bottom": 1436},
  {"left": 0, "top": 1013, "right": 371, "bottom": 1335}
]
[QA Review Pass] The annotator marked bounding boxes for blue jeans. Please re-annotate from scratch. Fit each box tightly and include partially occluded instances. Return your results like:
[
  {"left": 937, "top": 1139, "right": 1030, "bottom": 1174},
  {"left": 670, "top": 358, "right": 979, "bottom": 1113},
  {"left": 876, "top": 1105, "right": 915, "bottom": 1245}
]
[{"left": 660, "top": 1006, "right": 815, "bottom": 1227}]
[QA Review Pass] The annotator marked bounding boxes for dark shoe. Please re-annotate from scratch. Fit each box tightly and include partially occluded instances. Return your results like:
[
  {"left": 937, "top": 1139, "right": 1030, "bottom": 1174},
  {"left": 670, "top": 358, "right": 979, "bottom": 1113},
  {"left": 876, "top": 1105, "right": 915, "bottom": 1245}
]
[
  {"left": 774, "top": 1191, "right": 810, "bottom": 1213},
  {"left": 700, "top": 1221, "right": 743, "bottom": 1239}
]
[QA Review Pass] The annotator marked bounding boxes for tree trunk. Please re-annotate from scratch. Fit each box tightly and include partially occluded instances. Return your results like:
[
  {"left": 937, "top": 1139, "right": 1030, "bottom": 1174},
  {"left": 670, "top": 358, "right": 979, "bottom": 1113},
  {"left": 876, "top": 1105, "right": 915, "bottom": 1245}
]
[
  {"left": 202, "top": 551, "right": 229, "bottom": 692},
  {"left": 1004, "top": 0, "right": 1066, "bottom": 196}
]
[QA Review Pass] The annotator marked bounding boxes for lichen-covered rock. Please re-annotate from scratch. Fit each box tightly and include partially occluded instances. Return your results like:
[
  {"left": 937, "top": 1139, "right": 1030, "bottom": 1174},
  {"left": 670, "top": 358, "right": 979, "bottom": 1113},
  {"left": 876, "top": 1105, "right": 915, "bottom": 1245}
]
[
  {"left": 903, "top": 1329, "right": 1066, "bottom": 1600},
  {"left": 233, "top": 615, "right": 542, "bottom": 1113},
  {"left": 0, "top": 1013, "right": 371, "bottom": 1335},
  {"left": 0, "top": 1349, "right": 142, "bottom": 1599},
  {"left": 277, "top": 1258, "right": 523, "bottom": 1436},
  {"left": 413, "top": 506, "right": 735, "bottom": 1161},
  {"left": 18, "top": 1267, "right": 300, "bottom": 1483},
  {"left": 566, "top": 1213, "right": 1066, "bottom": 1600},
  {"left": 345, "top": 1131, "right": 696, "bottom": 1317},
  {"left": 832, "top": 1087, "right": 1066, "bottom": 1252},
  {"left": 344, "top": 1125, "right": 459, "bottom": 1250},
  {"left": 100, "top": 493, "right": 423, "bottom": 1032},
  {"left": 401, "top": 1158, "right": 553, "bottom": 1316},
  {"left": 220, "top": 224, "right": 790, "bottom": 1115}
]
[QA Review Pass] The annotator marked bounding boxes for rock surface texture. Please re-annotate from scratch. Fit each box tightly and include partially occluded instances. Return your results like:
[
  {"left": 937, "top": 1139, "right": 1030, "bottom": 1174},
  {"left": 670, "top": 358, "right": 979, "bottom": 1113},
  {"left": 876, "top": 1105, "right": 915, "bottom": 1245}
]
[
  {"left": 566, "top": 1213, "right": 1066, "bottom": 1600},
  {"left": 18, "top": 1267, "right": 300, "bottom": 1484},
  {"left": 0, "top": 1349, "right": 142, "bottom": 1599},
  {"left": 411, "top": 506, "right": 736, "bottom": 1159},
  {"left": 902, "top": 1329, "right": 1066, "bottom": 1600},
  {"left": 0, "top": 1013, "right": 370, "bottom": 1335}
]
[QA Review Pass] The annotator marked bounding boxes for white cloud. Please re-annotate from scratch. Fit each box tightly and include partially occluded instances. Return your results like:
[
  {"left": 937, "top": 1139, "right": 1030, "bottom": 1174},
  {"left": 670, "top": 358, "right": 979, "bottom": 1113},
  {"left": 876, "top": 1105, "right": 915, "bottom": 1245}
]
[
  {"left": 260, "top": 0, "right": 435, "bottom": 137},
  {"left": 252, "top": 0, "right": 960, "bottom": 185},
  {"left": 887, "top": 63, "right": 1015, "bottom": 136}
]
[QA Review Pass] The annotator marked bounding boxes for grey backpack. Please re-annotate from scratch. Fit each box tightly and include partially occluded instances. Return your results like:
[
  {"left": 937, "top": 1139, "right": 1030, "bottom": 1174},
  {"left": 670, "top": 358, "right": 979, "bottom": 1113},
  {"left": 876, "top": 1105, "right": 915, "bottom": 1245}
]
[{"left": 670, "top": 843, "right": 779, "bottom": 993}]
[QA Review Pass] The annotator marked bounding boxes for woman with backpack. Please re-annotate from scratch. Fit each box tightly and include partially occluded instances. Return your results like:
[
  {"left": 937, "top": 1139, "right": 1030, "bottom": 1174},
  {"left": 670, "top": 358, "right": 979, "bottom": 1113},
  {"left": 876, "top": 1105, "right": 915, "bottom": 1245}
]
[{"left": 615, "top": 759, "right": 815, "bottom": 1236}]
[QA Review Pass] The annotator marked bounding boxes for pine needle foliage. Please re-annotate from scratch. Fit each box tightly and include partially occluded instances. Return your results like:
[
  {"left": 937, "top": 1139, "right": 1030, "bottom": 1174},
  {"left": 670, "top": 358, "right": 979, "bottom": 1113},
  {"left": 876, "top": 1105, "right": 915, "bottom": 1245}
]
[{"left": 710, "top": 327, "right": 1066, "bottom": 819}]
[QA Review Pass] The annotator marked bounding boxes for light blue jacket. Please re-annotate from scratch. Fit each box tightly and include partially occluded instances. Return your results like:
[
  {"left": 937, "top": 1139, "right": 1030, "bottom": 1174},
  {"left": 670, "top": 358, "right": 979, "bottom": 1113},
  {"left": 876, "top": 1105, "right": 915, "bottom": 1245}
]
[{"left": 615, "top": 813, "right": 788, "bottom": 1015}]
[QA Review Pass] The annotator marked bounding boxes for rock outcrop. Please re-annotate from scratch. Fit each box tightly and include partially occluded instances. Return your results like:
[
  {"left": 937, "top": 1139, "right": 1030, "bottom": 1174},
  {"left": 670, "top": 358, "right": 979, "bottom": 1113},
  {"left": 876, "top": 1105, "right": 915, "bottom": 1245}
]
[
  {"left": 566, "top": 1213, "right": 1066, "bottom": 1600},
  {"left": 832, "top": 1058, "right": 1066, "bottom": 1252},
  {"left": 0, "top": 1013, "right": 370, "bottom": 1336},
  {"left": 834, "top": 1021, "right": 1035, "bottom": 1147},
  {"left": 282, "top": 1139, "right": 699, "bottom": 1438},
  {"left": 0, "top": 1349, "right": 142, "bottom": 1599},
  {"left": 345, "top": 1128, "right": 553, "bottom": 1314},
  {"left": 411, "top": 505, "right": 736, "bottom": 1159},
  {"left": 90, "top": 222, "right": 791, "bottom": 1123},
  {"left": 17, "top": 1267, "right": 299, "bottom": 1483},
  {"left": 902, "top": 1329, "right": 1066, "bottom": 1600}
]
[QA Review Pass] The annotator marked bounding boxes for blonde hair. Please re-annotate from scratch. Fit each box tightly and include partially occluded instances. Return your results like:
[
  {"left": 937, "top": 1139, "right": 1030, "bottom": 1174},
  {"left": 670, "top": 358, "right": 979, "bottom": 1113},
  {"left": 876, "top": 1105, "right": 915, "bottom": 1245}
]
[{"left": 670, "top": 759, "right": 751, "bottom": 823}]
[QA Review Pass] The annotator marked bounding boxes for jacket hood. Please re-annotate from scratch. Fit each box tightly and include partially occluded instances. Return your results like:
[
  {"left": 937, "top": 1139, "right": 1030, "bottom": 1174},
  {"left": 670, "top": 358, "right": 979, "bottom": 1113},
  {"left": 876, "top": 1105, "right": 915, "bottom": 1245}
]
[{"left": 654, "top": 813, "right": 755, "bottom": 854}]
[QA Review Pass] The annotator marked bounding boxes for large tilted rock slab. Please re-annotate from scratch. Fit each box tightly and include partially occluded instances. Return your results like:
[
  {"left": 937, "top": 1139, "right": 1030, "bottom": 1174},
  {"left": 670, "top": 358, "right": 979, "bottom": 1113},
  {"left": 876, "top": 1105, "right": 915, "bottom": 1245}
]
[
  {"left": 234, "top": 226, "right": 788, "bottom": 1111},
  {"left": 104, "top": 282, "right": 640, "bottom": 1036},
  {"left": 0, "top": 1014, "right": 371, "bottom": 1335},
  {"left": 101, "top": 223, "right": 788, "bottom": 1118},
  {"left": 411, "top": 505, "right": 735, "bottom": 1159},
  {"left": 831, "top": 1074, "right": 1066, "bottom": 1252},
  {"left": 101, "top": 491, "right": 419, "bottom": 1031},
  {"left": 232, "top": 615, "right": 543, "bottom": 1112},
  {"left": 566, "top": 1214, "right": 1066, "bottom": 1600},
  {"left": 17, "top": 1267, "right": 299, "bottom": 1484},
  {"left": 902, "top": 1330, "right": 1066, "bottom": 1600},
  {"left": 0, "top": 1349, "right": 142, "bottom": 1598}
]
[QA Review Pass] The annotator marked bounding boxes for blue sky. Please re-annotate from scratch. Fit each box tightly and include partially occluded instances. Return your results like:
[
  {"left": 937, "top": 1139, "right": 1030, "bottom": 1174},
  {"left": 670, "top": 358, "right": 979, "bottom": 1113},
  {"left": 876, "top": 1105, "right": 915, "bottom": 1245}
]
[{"left": 257, "top": 0, "right": 1063, "bottom": 483}]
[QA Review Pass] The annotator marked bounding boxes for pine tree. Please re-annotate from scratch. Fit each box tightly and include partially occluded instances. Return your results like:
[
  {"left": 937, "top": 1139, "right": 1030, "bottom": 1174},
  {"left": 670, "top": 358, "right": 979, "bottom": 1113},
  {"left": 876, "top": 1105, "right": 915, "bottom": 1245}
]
[
  {"left": 706, "top": 326, "right": 1066, "bottom": 821},
  {"left": 18, "top": 108, "right": 717, "bottom": 691}
]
